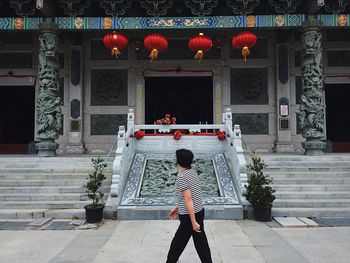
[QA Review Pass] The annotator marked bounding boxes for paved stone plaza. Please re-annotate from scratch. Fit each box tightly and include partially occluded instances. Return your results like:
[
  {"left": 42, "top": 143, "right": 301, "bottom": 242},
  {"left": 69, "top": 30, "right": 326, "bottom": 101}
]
[{"left": 0, "top": 219, "right": 349, "bottom": 263}]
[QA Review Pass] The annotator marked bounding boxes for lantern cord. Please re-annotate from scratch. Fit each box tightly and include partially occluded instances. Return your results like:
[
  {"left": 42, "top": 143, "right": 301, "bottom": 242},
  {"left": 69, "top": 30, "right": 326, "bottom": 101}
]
[
  {"left": 194, "top": 50, "right": 203, "bottom": 62},
  {"left": 242, "top": 46, "right": 250, "bottom": 61},
  {"left": 149, "top": 48, "right": 159, "bottom": 61},
  {"left": 111, "top": 47, "right": 121, "bottom": 58}
]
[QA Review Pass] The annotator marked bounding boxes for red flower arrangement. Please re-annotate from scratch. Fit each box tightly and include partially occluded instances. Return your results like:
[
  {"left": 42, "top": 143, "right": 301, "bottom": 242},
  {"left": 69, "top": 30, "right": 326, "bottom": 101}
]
[
  {"left": 216, "top": 130, "right": 226, "bottom": 140},
  {"left": 173, "top": 130, "right": 183, "bottom": 140},
  {"left": 155, "top": 114, "right": 176, "bottom": 125},
  {"left": 133, "top": 130, "right": 145, "bottom": 140}
]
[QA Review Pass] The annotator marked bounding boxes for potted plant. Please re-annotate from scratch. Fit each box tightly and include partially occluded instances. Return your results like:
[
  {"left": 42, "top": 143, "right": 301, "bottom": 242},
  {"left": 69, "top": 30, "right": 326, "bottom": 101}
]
[
  {"left": 244, "top": 151, "right": 276, "bottom": 222},
  {"left": 83, "top": 157, "right": 107, "bottom": 223}
]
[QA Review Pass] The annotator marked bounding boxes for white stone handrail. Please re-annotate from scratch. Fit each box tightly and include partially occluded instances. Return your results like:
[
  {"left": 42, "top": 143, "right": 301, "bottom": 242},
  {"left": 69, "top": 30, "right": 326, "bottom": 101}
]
[{"left": 110, "top": 108, "right": 247, "bottom": 200}]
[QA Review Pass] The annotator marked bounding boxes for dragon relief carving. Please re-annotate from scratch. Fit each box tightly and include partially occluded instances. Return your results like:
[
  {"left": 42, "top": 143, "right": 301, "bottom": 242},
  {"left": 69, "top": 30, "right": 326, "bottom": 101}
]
[
  {"left": 299, "top": 27, "right": 325, "bottom": 139},
  {"left": 37, "top": 29, "right": 62, "bottom": 140}
]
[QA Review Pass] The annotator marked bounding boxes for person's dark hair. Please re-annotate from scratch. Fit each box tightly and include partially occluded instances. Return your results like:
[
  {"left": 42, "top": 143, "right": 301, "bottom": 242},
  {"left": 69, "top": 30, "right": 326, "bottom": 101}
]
[{"left": 176, "top": 149, "right": 194, "bottom": 169}]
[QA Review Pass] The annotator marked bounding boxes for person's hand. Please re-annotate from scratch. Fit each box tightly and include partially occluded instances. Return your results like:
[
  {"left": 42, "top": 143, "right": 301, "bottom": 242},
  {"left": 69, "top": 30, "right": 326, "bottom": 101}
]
[
  {"left": 169, "top": 207, "right": 178, "bottom": 220},
  {"left": 192, "top": 221, "right": 201, "bottom": 233}
]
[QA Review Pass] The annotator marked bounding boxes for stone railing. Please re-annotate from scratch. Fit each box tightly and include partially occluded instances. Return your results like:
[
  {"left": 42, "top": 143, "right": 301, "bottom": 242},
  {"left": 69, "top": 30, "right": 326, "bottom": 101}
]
[{"left": 110, "top": 108, "right": 247, "bottom": 201}]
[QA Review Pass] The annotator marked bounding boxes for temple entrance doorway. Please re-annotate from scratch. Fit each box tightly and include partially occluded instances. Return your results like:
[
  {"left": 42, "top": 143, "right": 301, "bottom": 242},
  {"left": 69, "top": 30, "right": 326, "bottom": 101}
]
[
  {"left": 0, "top": 86, "right": 35, "bottom": 154},
  {"left": 145, "top": 76, "right": 213, "bottom": 124},
  {"left": 325, "top": 84, "right": 350, "bottom": 152}
]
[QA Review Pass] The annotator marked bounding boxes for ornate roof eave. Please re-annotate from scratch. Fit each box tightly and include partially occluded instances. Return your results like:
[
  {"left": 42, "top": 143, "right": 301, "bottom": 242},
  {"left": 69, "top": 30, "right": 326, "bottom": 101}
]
[{"left": 0, "top": 14, "right": 350, "bottom": 31}]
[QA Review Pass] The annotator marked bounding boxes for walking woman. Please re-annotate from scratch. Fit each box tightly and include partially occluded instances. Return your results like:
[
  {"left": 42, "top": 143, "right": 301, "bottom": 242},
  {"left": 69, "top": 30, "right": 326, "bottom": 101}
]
[{"left": 166, "top": 149, "right": 213, "bottom": 263}]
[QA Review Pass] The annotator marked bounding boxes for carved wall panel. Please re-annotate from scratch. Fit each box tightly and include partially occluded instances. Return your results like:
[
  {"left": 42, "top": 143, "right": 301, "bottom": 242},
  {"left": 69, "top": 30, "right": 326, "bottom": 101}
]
[
  {"left": 295, "top": 75, "right": 302, "bottom": 104},
  {"left": 91, "top": 69, "right": 128, "bottom": 106},
  {"left": 0, "top": 53, "right": 32, "bottom": 68},
  {"left": 278, "top": 44, "right": 289, "bottom": 84},
  {"left": 230, "top": 68, "right": 268, "bottom": 105},
  {"left": 232, "top": 114, "right": 269, "bottom": 134},
  {"left": 70, "top": 49, "right": 81, "bottom": 86},
  {"left": 70, "top": 99, "right": 80, "bottom": 119},
  {"left": 90, "top": 114, "right": 127, "bottom": 135},
  {"left": 327, "top": 50, "right": 350, "bottom": 66}
]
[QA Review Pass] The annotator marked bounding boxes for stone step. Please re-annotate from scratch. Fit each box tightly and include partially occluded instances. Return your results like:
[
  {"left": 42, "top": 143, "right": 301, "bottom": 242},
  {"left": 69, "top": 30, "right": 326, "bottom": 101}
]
[
  {"left": 0, "top": 173, "right": 112, "bottom": 180},
  {"left": 272, "top": 184, "right": 350, "bottom": 191},
  {"left": 267, "top": 164, "right": 350, "bottom": 170},
  {"left": 0, "top": 193, "right": 89, "bottom": 201},
  {"left": 0, "top": 187, "right": 110, "bottom": 194},
  {"left": 262, "top": 154, "right": 350, "bottom": 162},
  {"left": 274, "top": 199, "right": 350, "bottom": 208},
  {"left": 268, "top": 171, "right": 350, "bottom": 178},
  {"left": 275, "top": 191, "right": 350, "bottom": 199},
  {"left": 117, "top": 205, "right": 244, "bottom": 220},
  {"left": 0, "top": 168, "right": 113, "bottom": 174},
  {"left": 0, "top": 208, "right": 86, "bottom": 219},
  {"left": 0, "top": 179, "right": 112, "bottom": 187},
  {"left": 0, "top": 186, "right": 109, "bottom": 193},
  {"left": 272, "top": 207, "right": 350, "bottom": 218},
  {"left": 271, "top": 178, "right": 350, "bottom": 184},
  {"left": 0, "top": 200, "right": 90, "bottom": 209},
  {"left": 265, "top": 167, "right": 350, "bottom": 172},
  {"left": 0, "top": 158, "right": 114, "bottom": 162}
]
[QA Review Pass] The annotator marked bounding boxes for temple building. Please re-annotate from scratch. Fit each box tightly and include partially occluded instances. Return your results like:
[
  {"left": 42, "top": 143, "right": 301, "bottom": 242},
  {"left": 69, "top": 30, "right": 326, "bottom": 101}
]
[{"left": 0, "top": 0, "right": 350, "bottom": 156}]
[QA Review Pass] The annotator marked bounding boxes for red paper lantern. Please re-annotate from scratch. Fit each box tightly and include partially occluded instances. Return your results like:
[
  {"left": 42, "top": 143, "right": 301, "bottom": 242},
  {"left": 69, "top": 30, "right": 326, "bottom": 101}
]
[
  {"left": 144, "top": 33, "right": 168, "bottom": 61},
  {"left": 188, "top": 33, "right": 212, "bottom": 61},
  {"left": 103, "top": 31, "right": 128, "bottom": 58},
  {"left": 232, "top": 31, "right": 257, "bottom": 61}
]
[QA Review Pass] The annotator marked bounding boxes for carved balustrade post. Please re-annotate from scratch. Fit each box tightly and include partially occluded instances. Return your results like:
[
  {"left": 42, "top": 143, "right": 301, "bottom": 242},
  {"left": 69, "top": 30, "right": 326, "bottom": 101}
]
[
  {"left": 299, "top": 19, "right": 326, "bottom": 155},
  {"left": 35, "top": 22, "right": 62, "bottom": 156}
]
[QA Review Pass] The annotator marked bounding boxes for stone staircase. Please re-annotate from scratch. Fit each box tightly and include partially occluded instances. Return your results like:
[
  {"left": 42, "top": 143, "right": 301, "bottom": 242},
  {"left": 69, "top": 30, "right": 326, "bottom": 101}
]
[
  {"left": 0, "top": 156, "right": 113, "bottom": 219},
  {"left": 262, "top": 154, "right": 350, "bottom": 218}
]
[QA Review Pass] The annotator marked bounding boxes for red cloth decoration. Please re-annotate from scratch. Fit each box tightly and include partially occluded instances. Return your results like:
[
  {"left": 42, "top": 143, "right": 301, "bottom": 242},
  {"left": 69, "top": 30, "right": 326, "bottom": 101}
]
[
  {"left": 188, "top": 33, "right": 212, "bottom": 61},
  {"left": 144, "top": 33, "right": 168, "bottom": 61},
  {"left": 133, "top": 130, "right": 145, "bottom": 140},
  {"left": 103, "top": 31, "right": 128, "bottom": 58},
  {"left": 216, "top": 130, "right": 226, "bottom": 140},
  {"left": 173, "top": 130, "right": 183, "bottom": 140},
  {"left": 232, "top": 31, "right": 257, "bottom": 61}
]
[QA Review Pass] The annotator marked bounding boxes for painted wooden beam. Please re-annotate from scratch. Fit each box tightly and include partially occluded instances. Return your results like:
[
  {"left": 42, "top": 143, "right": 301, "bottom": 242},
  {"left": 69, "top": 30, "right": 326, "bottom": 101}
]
[{"left": 0, "top": 15, "right": 349, "bottom": 31}]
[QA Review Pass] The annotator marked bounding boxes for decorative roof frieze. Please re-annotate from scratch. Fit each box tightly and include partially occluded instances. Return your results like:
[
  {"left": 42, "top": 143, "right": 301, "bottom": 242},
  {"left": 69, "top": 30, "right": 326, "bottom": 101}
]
[
  {"left": 140, "top": 0, "right": 173, "bottom": 17},
  {"left": 58, "top": 0, "right": 90, "bottom": 17},
  {"left": 226, "top": 0, "right": 259, "bottom": 15},
  {"left": 324, "top": 0, "right": 350, "bottom": 14},
  {"left": 185, "top": 0, "right": 218, "bottom": 16},
  {"left": 269, "top": 0, "right": 302, "bottom": 14},
  {"left": 9, "top": 0, "right": 35, "bottom": 17},
  {"left": 99, "top": 0, "right": 132, "bottom": 17}
]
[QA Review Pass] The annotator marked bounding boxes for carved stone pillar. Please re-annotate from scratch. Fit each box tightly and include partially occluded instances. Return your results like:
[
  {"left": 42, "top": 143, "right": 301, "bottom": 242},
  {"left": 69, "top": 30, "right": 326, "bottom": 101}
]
[
  {"left": 36, "top": 22, "right": 63, "bottom": 157},
  {"left": 299, "top": 19, "right": 326, "bottom": 155}
]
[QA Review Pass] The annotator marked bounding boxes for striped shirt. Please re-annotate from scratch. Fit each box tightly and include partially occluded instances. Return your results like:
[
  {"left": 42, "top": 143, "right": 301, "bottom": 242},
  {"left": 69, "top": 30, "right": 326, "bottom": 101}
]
[{"left": 176, "top": 169, "right": 204, "bottom": 215}]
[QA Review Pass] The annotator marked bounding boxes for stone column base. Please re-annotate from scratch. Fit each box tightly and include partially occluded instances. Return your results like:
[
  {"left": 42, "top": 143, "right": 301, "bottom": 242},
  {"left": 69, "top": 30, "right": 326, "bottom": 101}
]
[
  {"left": 303, "top": 140, "right": 326, "bottom": 155},
  {"left": 275, "top": 142, "right": 295, "bottom": 153},
  {"left": 36, "top": 140, "right": 58, "bottom": 157},
  {"left": 65, "top": 144, "right": 86, "bottom": 154}
]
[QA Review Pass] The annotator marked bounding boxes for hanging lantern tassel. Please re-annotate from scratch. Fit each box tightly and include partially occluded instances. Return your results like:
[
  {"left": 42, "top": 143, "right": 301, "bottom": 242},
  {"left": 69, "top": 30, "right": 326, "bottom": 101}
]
[
  {"left": 242, "top": 46, "right": 250, "bottom": 61},
  {"left": 103, "top": 31, "right": 128, "bottom": 59},
  {"left": 194, "top": 50, "right": 203, "bottom": 61},
  {"left": 188, "top": 33, "right": 212, "bottom": 63},
  {"left": 111, "top": 47, "right": 121, "bottom": 58},
  {"left": 144, "top": 34, "right": 168, "bottom": 62},
  {"left": 232, "top": 31, "right": 257, "bottom": 61},
  {"left": 149, "top": 48, "right": 159, "bottom": 61}
]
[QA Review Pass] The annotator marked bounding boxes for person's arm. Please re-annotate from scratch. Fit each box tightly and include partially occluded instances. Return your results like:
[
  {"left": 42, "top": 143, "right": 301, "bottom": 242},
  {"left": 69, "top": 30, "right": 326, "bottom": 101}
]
[
  {"left": 169, "top": 205, "right": 178, "bottom": 220},
  {"left": 182, "top": 189, "right": 201, "bottom": 233}
]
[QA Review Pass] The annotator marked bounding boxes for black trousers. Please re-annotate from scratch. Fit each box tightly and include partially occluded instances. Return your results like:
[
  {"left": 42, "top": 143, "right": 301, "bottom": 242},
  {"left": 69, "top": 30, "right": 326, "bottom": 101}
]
[{"left": 166, "top": 209, "right": 212, "bottom": 263}]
